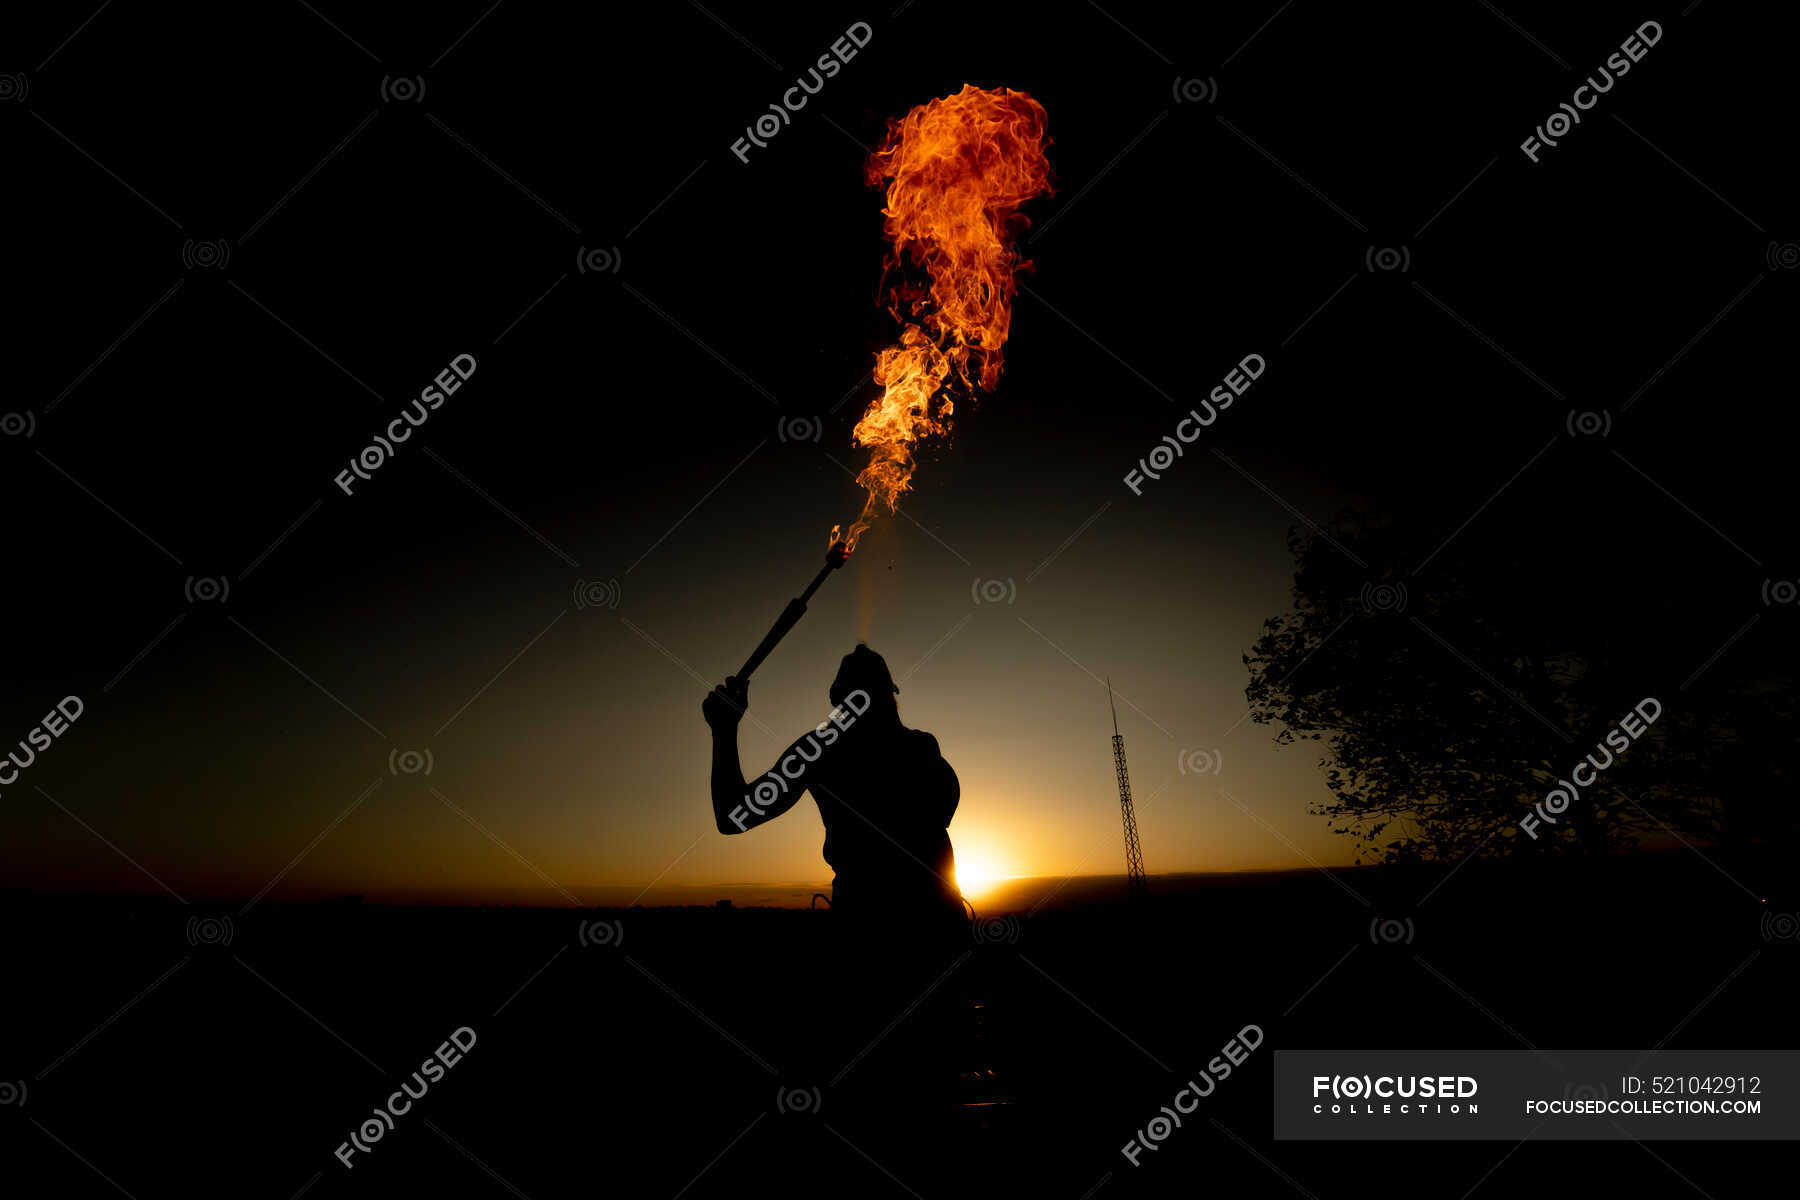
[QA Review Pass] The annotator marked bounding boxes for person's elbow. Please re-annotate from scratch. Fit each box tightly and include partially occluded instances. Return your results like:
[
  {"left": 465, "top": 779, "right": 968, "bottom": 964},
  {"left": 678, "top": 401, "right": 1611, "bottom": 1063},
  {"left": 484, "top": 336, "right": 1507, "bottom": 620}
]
[{"left": 713, "top": 798, "right": 753, "bottom": 835}]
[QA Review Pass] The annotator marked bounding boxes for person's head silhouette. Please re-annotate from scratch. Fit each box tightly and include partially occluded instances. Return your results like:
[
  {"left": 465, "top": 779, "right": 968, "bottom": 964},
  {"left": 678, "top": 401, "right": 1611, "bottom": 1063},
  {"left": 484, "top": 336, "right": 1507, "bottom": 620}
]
[{"left": 830, "top": 643, "right": 900, "bottom": 725}]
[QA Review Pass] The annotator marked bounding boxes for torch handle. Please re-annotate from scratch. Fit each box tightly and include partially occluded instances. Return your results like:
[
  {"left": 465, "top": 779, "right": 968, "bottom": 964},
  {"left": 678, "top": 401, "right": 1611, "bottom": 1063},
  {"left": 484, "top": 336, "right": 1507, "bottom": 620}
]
[
  {"left": 737, "top": 598, "right": 809, "bottom": 681},
  {"left": 733, "top": 546, "right": 849, "bottom": 682}
]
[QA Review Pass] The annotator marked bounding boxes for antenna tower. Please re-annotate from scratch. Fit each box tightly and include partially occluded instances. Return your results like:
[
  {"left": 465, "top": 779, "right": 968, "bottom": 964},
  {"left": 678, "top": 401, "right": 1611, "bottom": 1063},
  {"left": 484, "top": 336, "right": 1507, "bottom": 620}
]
[{"left": 1109, "top": 679, "right": 1148, "bottom": 900}]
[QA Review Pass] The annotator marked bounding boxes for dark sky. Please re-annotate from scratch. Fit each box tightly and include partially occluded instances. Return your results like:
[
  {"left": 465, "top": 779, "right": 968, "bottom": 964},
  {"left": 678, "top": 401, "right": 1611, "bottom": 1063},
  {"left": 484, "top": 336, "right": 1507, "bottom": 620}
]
[{"left": 4, "top": 2, "right": 1790, "bottom": 902}]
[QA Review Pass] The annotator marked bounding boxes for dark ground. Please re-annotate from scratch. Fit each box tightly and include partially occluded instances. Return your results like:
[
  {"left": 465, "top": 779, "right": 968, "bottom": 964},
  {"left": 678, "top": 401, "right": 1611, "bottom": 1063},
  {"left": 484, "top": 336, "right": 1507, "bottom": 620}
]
[{"left": 6, "top": 853, "right": 1794, "bottom": 1197}]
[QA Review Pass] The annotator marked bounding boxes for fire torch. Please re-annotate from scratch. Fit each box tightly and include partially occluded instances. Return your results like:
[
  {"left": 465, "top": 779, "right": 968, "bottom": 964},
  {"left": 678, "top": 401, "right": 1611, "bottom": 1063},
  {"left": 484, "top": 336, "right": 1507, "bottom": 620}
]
[{"left": 733, "top": 536, "right": 851, "bottom": 683}]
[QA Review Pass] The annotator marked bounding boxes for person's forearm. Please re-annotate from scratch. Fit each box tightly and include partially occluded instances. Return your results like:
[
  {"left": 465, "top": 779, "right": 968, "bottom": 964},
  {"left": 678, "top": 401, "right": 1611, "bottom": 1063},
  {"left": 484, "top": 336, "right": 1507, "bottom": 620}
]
[{"left": 711, "top": 731, "right": 746, "bottom": 830}]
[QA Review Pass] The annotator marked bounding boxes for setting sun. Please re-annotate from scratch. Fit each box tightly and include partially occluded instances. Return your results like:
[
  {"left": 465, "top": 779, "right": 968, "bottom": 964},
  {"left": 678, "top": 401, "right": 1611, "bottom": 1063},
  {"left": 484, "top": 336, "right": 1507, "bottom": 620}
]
[{"left": 953, "top": 849, "right": 1015, "bottom": 900}]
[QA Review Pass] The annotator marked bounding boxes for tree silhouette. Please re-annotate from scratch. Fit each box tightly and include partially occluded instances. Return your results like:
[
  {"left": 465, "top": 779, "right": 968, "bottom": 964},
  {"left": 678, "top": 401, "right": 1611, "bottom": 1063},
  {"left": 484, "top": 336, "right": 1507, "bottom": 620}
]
[{"left": 1243, "top": 514, "right": 1793, "bottom": 864}]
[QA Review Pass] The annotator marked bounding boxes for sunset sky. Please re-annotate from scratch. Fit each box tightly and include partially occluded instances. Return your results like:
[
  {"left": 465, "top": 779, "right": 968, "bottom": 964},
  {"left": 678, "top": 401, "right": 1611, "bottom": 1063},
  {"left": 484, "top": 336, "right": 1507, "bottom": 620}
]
[
  {"left": 5, "top": 405, "right": 1362, "bottom": 905},
  {"left": 10, "top": 1, "right": 1768, "bottom": 909}
]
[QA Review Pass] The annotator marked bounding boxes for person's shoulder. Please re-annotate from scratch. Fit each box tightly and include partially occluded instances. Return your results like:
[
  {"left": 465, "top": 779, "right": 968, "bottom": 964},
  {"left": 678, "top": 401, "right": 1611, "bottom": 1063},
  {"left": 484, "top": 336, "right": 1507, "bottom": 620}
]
[{"left": 905, "top": 728, "right": 943, "bottom": 756}]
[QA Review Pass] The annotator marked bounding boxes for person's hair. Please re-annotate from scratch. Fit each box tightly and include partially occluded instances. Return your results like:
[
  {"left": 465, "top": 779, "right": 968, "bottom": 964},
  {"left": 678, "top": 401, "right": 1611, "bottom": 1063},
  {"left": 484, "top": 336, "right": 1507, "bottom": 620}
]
[{"left": 830, "top": 643, "right": 900, "bottom": 720}]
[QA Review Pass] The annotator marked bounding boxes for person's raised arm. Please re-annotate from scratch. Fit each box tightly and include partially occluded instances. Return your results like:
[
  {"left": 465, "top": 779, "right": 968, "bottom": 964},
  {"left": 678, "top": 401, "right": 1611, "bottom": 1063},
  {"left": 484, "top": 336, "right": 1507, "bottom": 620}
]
[
  {"left": 704, "top": 677, "right": 751, "bottom": 833},
  {"left": 704, "top": 677, "right": 813, "bottom": 834}
]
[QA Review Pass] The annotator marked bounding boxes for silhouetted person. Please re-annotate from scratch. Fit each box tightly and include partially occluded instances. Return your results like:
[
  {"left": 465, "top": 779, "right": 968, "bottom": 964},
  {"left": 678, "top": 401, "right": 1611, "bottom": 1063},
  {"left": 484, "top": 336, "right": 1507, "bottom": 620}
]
[
  {"left": 704, "top": 645, "right": 971, "bottom": 1112},
  {"left": 704, "top": 644, "right": 966, "bottom": 935}
]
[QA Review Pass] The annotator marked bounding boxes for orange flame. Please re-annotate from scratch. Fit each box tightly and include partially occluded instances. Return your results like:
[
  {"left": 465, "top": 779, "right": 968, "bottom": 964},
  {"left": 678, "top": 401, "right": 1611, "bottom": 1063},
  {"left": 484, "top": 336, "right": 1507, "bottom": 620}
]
[{"left": 839, "top": 84, "right": 1052, "bottom": 550}]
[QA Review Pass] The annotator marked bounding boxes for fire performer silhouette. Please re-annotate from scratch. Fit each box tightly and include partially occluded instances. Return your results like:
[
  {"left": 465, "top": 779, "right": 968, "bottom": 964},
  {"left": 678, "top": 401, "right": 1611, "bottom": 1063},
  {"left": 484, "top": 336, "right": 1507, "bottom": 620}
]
[
  {"left": 697, "top": 85, "right": 1049, "bottom": 903},
  {"left": 693, "top": 85, "right": 1050, "bottom": 1103},
  {"left": 698, "top": 84, "right": 1048, "bottom": 920},
  {"left": 704, "top": 645, "right": 966, "bottom": 933}
]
